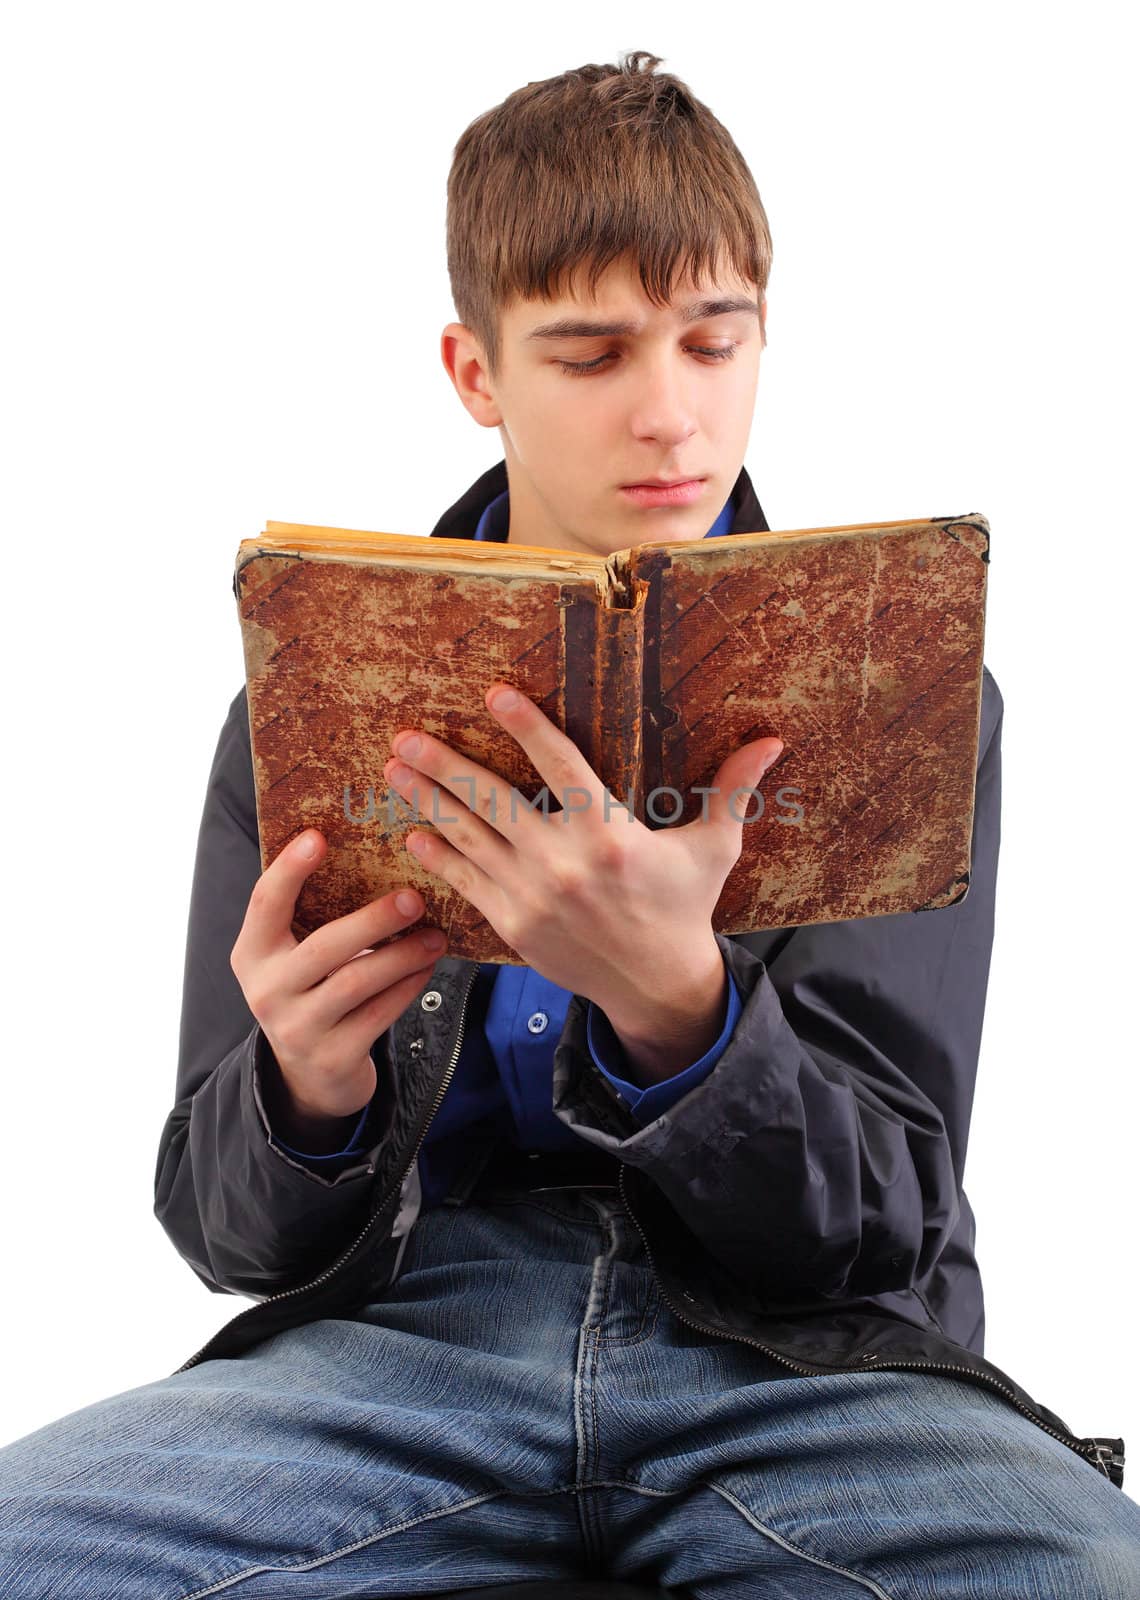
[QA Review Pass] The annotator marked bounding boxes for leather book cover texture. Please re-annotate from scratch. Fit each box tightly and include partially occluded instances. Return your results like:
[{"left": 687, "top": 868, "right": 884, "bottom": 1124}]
[{"left": 234, "top": 512, "right": 989, "bottom": 964}]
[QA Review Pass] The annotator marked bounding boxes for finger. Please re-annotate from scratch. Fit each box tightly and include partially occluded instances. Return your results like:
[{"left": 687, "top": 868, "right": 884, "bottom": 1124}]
[
  {"left": 316, "top": 959, "right": 442, "bottom": 1069},
  {"left": 289, "top": 884, "right": 437, "bottom": 992},
  {"left": 299, "top": 922, "right": 448, "bottom": 1038},
  {"left": 402, "top": 825, "right": 503, "bottom": 931},
  {"left": 386, "top": 734, "right": 523, "bottom": 848},
  {"left": 483, "top": 681, "right": 611, "bottom": 823},
  {"left": 235, "top": 827, "right": 330, "bottom": 965},
  {"left": 707, "top": 740, "right": 784, "bottom": 833},
  {"left": 384, "top": 758, "right": 516, "bottom": 874}
]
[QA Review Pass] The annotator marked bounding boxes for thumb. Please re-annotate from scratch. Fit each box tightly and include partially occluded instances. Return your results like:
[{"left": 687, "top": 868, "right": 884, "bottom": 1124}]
[
  {"left": 236, "top": 828, "right": 328, "bottom": 965},
  {"left": 710, "top": 738, "right": 784, "bottom": 829}
]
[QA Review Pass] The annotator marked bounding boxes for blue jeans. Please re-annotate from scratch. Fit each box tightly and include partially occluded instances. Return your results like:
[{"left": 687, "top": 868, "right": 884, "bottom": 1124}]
[{"left": 1, "top": 1158, "right": 1138, "bottom": 1598}]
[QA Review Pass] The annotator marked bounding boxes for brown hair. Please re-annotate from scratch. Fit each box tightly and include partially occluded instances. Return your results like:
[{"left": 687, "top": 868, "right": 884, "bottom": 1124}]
[{"left": 446, "top": 49, "right": 772, "bottom": 380}]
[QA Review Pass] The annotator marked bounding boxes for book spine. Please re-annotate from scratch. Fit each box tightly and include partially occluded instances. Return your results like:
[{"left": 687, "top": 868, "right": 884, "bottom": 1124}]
[
  {"left": 562, "top": 586, "right": 644, "bottom": 819},
  {"left": 633, "top": 548, "right": 676, "bottom": 822}
]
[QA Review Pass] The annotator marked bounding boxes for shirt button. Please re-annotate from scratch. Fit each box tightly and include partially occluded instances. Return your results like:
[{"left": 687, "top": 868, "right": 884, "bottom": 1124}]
[{"left": 526, "top": 1011, "right": 549, "bottom": 1034}]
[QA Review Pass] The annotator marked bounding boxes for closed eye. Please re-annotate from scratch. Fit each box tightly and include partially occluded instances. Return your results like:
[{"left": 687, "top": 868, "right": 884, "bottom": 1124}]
[{"left": 556, "top": 345, "right": 740, "bottom": 376}]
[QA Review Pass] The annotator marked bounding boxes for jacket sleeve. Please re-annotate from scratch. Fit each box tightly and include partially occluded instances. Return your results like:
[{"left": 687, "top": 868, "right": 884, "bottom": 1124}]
[
  {"left": 153, "top": 686, "right": 391, "bottom": 1299},
  {"left": 272, "top": 1101, "right": 371, "bottom": 1167},
  {"left": 553, "top": 665, "right": 1004, "bottom": 1307},
  {"left": 586, "top": 970, "right": 742, "bottom": 1121}
]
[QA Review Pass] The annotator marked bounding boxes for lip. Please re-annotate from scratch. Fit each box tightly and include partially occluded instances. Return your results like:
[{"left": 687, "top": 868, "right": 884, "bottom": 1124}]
[{"left": 619, "top": 478, "right": 706, "bottom": 508}]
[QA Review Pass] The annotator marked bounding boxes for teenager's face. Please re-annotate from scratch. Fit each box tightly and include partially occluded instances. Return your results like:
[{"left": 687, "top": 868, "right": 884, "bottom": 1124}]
[{"left": 440, "top": 255, "right": 766, "bottom": 556}]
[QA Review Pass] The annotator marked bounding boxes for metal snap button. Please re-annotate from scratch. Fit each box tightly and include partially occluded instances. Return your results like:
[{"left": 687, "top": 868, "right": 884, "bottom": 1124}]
[
  {"left": 420, "top": 990, "right": 443, "bottom": 1011},
  {"left": 408, "top": 1038, "right": 425, "bottom": 1053},
  {"left": 526, "top": 1011, "right": 549, "bottom": 1034}
]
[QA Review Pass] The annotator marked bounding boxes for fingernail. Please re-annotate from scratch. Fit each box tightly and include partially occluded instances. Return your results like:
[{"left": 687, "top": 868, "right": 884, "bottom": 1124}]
[
  {"left": 396, "top": 890, "right": 419, "bottom": 915},
  {"left": 490, "top": 686, "right": 519, "bottom": 712},
  {"left": 296, "top": 832, "right": 316, "bottom": 857}
]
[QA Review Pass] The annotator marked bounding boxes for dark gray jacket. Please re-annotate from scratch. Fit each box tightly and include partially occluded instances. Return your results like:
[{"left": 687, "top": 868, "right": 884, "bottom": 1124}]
[{"left": 154, "top": 460, "right": 1126, "bottom": 1490}]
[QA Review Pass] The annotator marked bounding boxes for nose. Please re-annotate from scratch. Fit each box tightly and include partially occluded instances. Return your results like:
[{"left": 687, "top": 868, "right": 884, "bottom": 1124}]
[{"left": 628, "top": 349, "right": 699, "bottom": 451}]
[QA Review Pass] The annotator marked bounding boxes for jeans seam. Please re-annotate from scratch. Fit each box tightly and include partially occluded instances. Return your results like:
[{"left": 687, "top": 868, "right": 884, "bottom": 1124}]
[
  {"left": 703, "top": 1478, "right": 898, "bottom": 1599},
  {"left": 177, "top": 1488, "right": 514, "bottom": 1600},
  {"left": 594, "top": 1280, "right": 662, "bottom": 1347}
]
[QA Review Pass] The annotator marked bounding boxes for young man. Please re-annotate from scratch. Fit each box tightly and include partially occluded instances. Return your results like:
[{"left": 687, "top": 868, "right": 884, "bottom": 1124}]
[{"left": 2, "top": 49, "right": 1138, "bottom": 1600}]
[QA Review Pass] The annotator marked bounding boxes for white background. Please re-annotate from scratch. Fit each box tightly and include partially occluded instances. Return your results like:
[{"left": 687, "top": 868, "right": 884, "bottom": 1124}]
[{"left": 2, "top": 0, "right": 1136, "bottom": 1510}]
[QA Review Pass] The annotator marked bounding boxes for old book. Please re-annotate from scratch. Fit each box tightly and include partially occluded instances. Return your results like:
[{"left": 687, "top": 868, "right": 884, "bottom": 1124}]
[{"left": 234, "top": 511, "right": 990, "bottom": 964}]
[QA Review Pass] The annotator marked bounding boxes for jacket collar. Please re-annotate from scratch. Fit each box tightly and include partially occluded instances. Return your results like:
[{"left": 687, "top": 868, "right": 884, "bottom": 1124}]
[{"left": 427, "top": 458, "right": 770, "bottom": 542}]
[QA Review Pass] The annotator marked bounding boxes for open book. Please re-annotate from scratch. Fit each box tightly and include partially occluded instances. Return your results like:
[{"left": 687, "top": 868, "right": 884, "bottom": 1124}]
[{"left": 234, "top": 512, "right": 990, "bottom": 963}]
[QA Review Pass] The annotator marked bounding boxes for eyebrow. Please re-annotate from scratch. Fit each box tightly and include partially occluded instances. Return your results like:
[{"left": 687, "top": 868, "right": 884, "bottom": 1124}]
[{"left": 523, "top": 296, "right": 761, "bottom": 341}]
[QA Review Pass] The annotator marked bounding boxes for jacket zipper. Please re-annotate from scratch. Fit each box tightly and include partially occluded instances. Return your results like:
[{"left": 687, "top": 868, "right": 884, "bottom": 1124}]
[
  {"left": 173, "top": 964, "right": 482, "bottom": 1375},
  {"left": 616, "top": 1164, "right": 1125, "bottom": 1487},
  {"left": 174, "top": 973, "right": 1123, "bottom": 1490}
]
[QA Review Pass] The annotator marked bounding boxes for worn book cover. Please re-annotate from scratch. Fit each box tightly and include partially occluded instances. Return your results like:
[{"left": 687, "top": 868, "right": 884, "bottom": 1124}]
[{"left": 234, "top": 511, "right": 989, "bottom": 963}]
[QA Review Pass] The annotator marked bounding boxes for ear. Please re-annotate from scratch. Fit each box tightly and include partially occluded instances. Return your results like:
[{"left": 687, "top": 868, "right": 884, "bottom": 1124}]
[{"left": 440, "top": 323, "right": 503, "bottom": 429}]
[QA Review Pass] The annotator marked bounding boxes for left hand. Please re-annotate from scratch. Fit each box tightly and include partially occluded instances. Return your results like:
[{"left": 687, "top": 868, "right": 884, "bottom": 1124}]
[{"left": 382, "top": 682, "right": 783, "bottom": 1032}]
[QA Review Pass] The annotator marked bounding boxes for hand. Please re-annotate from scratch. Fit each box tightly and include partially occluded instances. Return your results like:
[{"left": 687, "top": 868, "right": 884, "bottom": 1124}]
[
  {"left": 230, "top": 828, "right": 448, "bottom": 1128},
  {"left": 382, "top": 682, "right": 782, "bottom": 1037}
]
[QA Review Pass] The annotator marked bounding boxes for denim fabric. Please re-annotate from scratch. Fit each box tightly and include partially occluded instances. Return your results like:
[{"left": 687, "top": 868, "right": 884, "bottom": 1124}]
[{"left": 2, "top": 1168, "right": 1138, "bottom": 1597}]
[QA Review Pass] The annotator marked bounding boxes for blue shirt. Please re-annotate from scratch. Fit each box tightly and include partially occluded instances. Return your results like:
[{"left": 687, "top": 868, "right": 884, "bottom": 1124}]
[{"left": 274, "top": 489, "right": 743, "bottom": 1205}]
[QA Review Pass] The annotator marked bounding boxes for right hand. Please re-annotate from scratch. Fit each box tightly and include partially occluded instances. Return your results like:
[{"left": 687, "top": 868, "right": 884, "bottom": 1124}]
[{"left": 230, "top": 827, "right": 447, "bottom": 1126}]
